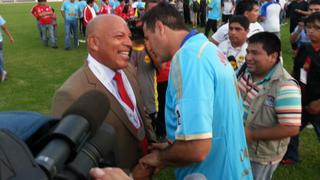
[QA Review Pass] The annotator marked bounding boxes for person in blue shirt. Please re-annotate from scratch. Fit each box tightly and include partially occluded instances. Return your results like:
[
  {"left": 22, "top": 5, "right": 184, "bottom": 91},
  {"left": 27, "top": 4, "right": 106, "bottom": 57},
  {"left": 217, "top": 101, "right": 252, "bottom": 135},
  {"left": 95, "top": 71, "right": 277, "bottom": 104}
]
[
  {"left": 205, "top": 0, "right": 221, "bottom": 37},
  {"left": 61, "top": 0, "right": 80, "bottom": 50},
  {"left": 0, "top": 15, "right": 14, "bottom": 82},
  {"left": 78, "top": 0, "right": 87, "bottom": 38},
  {"left": 140, "top": 3, "right": 252, "bottom": 180},
  {"left": 110, "top": 0, "right": 120, "bottom": 10},
  {"left": 93, "top": 0, "right": 99, "bottom": 13}
]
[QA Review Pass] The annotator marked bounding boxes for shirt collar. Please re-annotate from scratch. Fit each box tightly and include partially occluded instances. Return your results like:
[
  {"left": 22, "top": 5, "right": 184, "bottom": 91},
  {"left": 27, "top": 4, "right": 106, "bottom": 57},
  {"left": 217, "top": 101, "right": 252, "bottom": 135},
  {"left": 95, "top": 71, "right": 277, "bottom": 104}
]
[
  {"left": 180, "top": 29, "right": 198, "bottom": 48},
  {"left": 245, "top": 63, "right": 278, "bottom": 85},
  {"left": 228, "top": 40, "right": 247, "bottom": 50},
  {"left": 87, "top": 54, "right": 120, "bottom": 83}
]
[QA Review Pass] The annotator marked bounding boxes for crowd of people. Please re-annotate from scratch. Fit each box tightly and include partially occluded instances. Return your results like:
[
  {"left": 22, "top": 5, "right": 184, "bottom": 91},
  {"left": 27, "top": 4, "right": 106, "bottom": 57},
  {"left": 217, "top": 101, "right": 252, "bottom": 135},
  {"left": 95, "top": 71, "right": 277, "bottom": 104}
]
[
  {"left": 0, "top": 0, "right": 318, "bottom": 179},
  {"left": 30, "top": 0, "right": 320, "bottom": 179}
]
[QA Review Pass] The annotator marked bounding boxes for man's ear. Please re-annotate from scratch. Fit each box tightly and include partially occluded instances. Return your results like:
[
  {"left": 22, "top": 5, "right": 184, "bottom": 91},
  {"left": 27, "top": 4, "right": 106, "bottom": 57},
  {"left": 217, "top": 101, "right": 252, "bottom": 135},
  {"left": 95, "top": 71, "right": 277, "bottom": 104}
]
[
  {"left": 155, "top": 20, "right": 165, "bottom": 36},
  {"left": 87, "top": 35, "right": 99, "bottom": 52},
  {"left": 270, "top": 52, "right": 279, "bottom": 63},
  {"left": 244, "top": 11, "right": 249, "bottom": 19}
]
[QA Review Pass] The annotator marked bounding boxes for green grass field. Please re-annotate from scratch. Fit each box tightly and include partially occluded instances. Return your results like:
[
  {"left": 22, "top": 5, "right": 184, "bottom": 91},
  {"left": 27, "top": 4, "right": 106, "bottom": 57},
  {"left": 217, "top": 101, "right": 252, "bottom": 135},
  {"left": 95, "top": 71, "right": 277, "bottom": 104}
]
[{"left": 0, "top": 2, "right": 319, "bottom": 180}]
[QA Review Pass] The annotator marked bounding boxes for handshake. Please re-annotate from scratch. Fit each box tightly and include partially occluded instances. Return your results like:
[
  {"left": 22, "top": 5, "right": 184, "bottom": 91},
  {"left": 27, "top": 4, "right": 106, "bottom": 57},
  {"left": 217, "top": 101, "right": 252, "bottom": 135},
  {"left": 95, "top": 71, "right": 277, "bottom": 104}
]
[{"left": 91, "top": 142, "right": 169, "bottom": 180}]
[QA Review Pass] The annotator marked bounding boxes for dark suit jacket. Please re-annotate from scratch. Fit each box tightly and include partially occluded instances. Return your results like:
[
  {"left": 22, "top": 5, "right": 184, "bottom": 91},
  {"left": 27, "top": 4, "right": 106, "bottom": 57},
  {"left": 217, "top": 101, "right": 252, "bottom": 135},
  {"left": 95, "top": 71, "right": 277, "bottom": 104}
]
[{"left": 52, "top": 63, "right": 156, "bottom": 170}]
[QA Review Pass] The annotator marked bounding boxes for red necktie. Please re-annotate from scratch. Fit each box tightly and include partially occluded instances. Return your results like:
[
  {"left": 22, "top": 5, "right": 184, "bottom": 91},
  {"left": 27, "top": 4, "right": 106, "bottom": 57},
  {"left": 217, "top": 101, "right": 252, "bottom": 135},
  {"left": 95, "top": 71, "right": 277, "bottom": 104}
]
[
  {"left": 113, "top": 72, "right": 134, "bottom": 111},
  {"left": 114, "top": 72, "right": 149, "bottom": 155}
]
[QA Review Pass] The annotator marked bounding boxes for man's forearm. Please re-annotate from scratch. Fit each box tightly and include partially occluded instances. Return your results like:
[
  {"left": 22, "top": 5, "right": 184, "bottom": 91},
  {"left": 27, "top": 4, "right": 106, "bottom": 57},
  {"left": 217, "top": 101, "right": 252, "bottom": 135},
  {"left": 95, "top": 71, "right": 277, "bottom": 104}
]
[
  {"left": 159, "top": 139, "right": 211, "bottom": 167},
  {"left": 1, "top": 26, "right": 13, "bottom": 41},
  {"left": 297, "top": 9, "right": 310, "bottom": 16},
  {"left": 248, "top": 124, "right": 299, "bottom": 141},
  {"left": 208, "top": 37, "right": 219, "bottom": 45},
  {"left": 61, "top": 11, "right": 65, "bottom": 19},
  {"left": 290, "top": 30, "right": 301, "bottom": 44}
]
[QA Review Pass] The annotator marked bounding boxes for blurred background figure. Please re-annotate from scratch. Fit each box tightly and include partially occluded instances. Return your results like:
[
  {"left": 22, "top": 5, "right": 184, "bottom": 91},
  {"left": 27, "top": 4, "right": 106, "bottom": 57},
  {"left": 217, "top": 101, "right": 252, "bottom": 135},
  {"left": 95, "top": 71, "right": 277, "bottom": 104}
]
[{"left": 0, "top": 15, "right": 14, "bottom": 82}]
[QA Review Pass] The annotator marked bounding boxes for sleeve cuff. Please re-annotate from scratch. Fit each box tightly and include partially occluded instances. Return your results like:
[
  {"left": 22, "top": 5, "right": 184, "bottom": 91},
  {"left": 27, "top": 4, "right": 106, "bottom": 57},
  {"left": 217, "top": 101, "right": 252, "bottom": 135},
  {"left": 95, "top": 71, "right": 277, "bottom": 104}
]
[{"left": 175, "top": 133, "right": 212, "bottom": 141}]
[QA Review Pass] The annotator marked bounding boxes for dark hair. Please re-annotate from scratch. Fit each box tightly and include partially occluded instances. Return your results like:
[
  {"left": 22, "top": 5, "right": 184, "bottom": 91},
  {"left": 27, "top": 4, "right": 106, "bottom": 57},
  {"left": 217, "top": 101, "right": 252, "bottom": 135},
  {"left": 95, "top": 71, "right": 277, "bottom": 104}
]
[
  {"left": 122, "top": 3, "right": 129, "bottom": 14},
  {"left": 128, "top": 19, "right": 144, "bottom": 42},
  {"left": 305, "top": 12, "right": 320, "bottom": 25},
  {"left": 87, "top": 0, "right": 94, "bottom": 4},
  {"left": 247, "top": 32, "right": 281, "bottom": 62},
  {"left": 141, "top": 2, "right": 188, "bottom": 32},
  {"left": 229, "top": 15, "right": 250, "bottom": 30},
  {"left": 235, "top": 0, "right": 259, "bottom": 15},
  {"left": 309, "top": 0, "right": 320, "bottom": 6}
]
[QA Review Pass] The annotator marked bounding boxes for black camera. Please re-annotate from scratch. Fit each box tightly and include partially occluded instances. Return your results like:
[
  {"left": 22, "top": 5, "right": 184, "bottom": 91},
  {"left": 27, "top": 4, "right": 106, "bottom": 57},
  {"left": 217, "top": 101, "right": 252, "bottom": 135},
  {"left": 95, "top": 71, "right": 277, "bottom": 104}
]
[
  {"left": 128, "top": 18, "right": 144, "bottom": 41},
  {"left": 0, "top": 91, "right": 118, "bottom": 180}
]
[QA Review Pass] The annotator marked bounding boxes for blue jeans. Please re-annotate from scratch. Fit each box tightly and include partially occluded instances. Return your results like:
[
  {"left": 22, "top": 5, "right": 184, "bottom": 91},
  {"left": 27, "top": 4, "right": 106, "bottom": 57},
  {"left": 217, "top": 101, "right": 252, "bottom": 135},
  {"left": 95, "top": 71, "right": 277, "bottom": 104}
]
[
  {"left": 65, "top": 20, "right": 78, "bottom": 49},
  {"left": 0, "top": 42, "right": 4, "bottom": 75},
  {"left": 40, "top": 24, "right": 56, "bottom": 47},
  {"left": 36, "top": 20, "right": 42, "bottom": 40}
]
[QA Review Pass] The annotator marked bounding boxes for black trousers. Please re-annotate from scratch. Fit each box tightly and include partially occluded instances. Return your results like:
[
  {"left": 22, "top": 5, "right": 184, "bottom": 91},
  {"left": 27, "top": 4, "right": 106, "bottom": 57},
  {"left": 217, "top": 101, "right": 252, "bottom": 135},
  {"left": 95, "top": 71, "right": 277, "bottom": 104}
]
[
  {"left": 283, "top": 112, "right": 320, "bottom": 161},
  {"left": 183, "top": 3, "right": 191, "bottom": 24},
  {"left": 79, "top": 17, "right": 86, "bottom": 37},
  {"left": 199, "top": 9, "right": 206, "bottom": 27},
  {"left": 204, "top": 19, "right": 217, "bottom": 37},
  {"left": 222, "top": 14, "right": 232, "bottom": 24}
]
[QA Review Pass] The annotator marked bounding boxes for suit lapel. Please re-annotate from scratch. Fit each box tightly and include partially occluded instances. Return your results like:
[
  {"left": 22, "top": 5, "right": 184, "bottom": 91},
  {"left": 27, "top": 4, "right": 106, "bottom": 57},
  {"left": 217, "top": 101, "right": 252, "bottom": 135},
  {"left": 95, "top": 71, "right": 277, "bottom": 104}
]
[{"left": 83, "top": 64, "right": 141, "bottom": 140}]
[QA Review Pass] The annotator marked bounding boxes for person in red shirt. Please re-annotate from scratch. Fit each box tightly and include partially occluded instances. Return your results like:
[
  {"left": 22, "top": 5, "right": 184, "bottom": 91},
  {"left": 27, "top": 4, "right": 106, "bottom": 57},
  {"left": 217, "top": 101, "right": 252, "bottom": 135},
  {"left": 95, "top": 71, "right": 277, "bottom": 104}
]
[
  {"left": 114, "top": 0, "right": 126, "bottom": 17},
  {"left": 115, "top": 1, "right": 136, "bottom": 21},
  {"left": 123, "top": 2, "right": 136, "bottom": 20},
  {"left": 83, "top": 0, "right": 97, "bottom": 30},
  {"left": 99, "top": 0, "right": 113, "bottom": 15},
  {"left": 154, "top": 61, "right": 170, "bottom": 140},
  {"left": 37, "top": 0, "right": 57, "bottom": 48},
  {"left": 31, "top": 1, "right": 42, "bottom": 40}
]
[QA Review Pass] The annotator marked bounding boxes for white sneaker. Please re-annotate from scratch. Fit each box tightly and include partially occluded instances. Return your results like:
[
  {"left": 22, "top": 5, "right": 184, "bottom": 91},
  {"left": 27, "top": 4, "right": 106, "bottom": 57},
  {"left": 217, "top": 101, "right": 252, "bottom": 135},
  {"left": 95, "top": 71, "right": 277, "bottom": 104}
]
[
  {"left": 1, "top": 70, "right": 7, "bottom": 82},
  {"left": 78, "top": 39, "right": 86, "bottom": 43}
]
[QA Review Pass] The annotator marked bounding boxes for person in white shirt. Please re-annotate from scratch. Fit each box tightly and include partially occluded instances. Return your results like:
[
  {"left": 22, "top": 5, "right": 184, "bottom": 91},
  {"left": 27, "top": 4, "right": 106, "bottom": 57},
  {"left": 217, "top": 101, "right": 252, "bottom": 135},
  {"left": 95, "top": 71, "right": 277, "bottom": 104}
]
[
  {"left": 260, "top": 0, "right": 281, "bottom": 38},
  {"left": 210, "top": 0, "right": 263, "bottom": 45},
  {"left": 278, "top": 0, "right": 287, "bottom": 24},
  {"left": 222, "top": 0, "right": 235, "bottom": 24},
  {"left": 218, "top": 15, "right": 249, "bottom": 71}
]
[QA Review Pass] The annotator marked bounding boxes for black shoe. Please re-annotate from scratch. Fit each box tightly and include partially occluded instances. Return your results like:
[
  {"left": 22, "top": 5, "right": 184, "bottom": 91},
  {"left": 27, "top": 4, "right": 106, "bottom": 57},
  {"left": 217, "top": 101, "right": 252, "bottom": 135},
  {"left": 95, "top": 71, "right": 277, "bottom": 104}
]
[
  {"left": 65, "top": 47, "right": 70, "bottom": 51},
  {"left": 52, "top": 46, "right": 58, "bottom": 49}
]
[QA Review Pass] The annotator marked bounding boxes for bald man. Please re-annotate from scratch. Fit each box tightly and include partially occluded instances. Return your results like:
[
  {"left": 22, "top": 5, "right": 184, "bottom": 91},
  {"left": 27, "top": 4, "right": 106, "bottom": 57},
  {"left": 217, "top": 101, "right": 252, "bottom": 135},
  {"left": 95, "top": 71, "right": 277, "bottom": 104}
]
[{"left": 52, "top": 15, "right": 156, "bottom": 179}]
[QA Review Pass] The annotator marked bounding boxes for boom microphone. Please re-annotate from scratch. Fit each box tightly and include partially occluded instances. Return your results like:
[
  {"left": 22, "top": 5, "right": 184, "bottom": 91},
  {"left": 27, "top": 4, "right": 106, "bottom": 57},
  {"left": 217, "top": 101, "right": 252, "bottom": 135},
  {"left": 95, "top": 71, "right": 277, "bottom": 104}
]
[
  {"left": 55, "top": 123, "right": 118, "bottom": 180},
  {"left": 227, "top": 55, "right": 238, "bottom": 70},
  {"left": 35, "top": 90, "right": 110, "bottom": 179}
]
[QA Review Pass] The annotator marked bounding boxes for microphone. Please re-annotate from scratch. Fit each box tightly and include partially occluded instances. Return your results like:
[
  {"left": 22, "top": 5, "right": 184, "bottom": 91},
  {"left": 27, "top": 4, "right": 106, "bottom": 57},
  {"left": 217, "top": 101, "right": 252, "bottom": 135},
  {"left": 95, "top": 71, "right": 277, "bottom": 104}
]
[
  {"left": 55, "top": 123, "right": 118, "bottom": 180},
  {"left": 227, "top": 55, "right": 238, "bottom": 70},
  {"left": 35, "top": 90, "right": 110, "bottom": 179}
]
